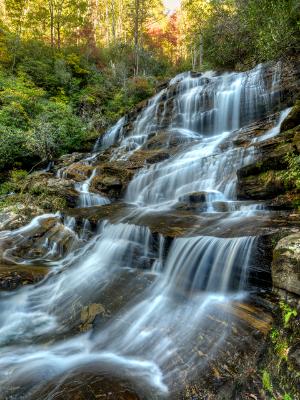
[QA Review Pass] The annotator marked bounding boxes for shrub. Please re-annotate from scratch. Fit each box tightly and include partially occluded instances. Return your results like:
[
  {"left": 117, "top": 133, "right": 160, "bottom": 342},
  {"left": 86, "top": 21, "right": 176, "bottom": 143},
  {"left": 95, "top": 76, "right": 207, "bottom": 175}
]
[{"left": 29, "top": 102, "right": 86, "bottom": 160}]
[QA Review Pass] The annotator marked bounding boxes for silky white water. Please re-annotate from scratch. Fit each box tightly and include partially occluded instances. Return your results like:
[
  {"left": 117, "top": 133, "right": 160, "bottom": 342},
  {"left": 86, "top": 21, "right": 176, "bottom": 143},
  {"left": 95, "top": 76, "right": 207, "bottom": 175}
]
[{"left": 0, "top": 61, "right": 291, "bottom": 398}]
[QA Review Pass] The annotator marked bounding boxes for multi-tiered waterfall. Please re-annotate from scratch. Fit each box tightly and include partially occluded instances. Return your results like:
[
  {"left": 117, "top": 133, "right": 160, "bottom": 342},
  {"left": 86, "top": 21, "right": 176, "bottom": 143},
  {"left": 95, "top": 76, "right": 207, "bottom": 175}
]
[{"left": 0, "top": 62, "right": 293, "bottom": 399}]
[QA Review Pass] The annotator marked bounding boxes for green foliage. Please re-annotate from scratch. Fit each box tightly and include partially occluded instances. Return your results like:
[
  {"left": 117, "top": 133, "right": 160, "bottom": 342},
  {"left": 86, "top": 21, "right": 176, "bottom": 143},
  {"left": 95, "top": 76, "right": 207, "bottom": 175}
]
[
  {"left": 281, "top": 153, "right": 300, "bottom": 190},
  {"left": 270, "top": 328, "right": 289, "bottom": 361},
  {"left": 182, "top": 0, "right": 300, "bottom": 69},
  {"left": 283, "top": 394, "right": 293, "bottom": 400},
  {"left": 0, "top": 28, "right": 160, "bottom": 173},
  {"left": 262, "top": 369, "right": 273, "bottom": 394},
  {"left": 279, "top": 301, "right": 298, "bottom": 327},
  {"left": 29, "top": 102, "right": 86, "bottom": 160},
  {"left": 0, "top": 169, "right": 28, "bottom": 195},
  {"left": 0, "top": 125, "right": 28, "bottom": 170}
]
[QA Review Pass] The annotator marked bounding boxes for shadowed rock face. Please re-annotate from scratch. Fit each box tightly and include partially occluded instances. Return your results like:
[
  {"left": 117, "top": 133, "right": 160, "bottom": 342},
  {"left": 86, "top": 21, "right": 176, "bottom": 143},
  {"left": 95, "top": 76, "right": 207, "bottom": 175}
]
[
  {"left": 272, "top": 233, "right": 300, "bottom": 296},
  {"left": 0, "top": 58, "right": 300, "bottom": 400},
  {"left": 237, "top": 102, "right": 300, "bottom": 204}
]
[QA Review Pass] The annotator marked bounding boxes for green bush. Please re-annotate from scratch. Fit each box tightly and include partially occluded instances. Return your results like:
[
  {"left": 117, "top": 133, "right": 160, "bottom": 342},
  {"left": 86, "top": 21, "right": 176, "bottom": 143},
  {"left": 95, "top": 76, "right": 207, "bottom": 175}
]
[
  {"left": 0, "top": 125, "right": 28, "bottom": 170},
  {"left": 29, "top": 102, "right": 86, "bottom": 160}
]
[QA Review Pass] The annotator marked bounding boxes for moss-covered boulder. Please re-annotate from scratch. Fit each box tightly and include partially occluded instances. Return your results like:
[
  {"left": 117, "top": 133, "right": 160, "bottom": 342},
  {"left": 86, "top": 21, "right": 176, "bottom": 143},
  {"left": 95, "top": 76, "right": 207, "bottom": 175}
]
[{"left": 23, "top": 172, "right": 79, "bottom": 208}]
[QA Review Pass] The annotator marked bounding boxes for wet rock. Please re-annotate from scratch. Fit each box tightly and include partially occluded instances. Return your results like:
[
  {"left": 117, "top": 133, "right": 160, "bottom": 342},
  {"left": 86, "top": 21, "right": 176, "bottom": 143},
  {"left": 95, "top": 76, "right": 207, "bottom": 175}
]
[
  {"left": 267, "top": 191, "right": 300, "bottom": 210},
  {"left": 179, "top": 191, "right": 209, "bottom": 204},
  {"left": 54, "top": 152, "right": 88, "bottom": 173},
  {"left": 0, "top": 216, "right": 80, "bottom": 264},
  {"left": 0, "top": 264, "right": 48, "bottom": 290},
  {"left": 90, "top": 164, "right": 134, "bottom": 199},
  {"left": 272, "top": 233, "right": 300, "bottom": 295},
  {"left": 177, "top": 191, "right": 221, "bottom": 211},
  {"left": 62, "top": 162, "right": 93, "bottom": 182},
  {"left": 211, "top": 201, "right": 229, "bottom": 212},
  {"left": 0, "top": 205, "right": 44, "bottom": 231},
  {"left": 80, "top": 303, "right": 106, "bottom": 332},
  {"left": 237, "top": 170, "right": 286, "bottom": 200},
  {"left": 280, "top": 100, "right": 300, "bottom": 132},
  {"left": 27, "top": 369, "right": 144, "bottom": 400},
  {"left": 232, "top": 114, "right": 278, "bottom": 147},
  {"left": 237, "top": 124, "right": 300, "bottom": 202}
]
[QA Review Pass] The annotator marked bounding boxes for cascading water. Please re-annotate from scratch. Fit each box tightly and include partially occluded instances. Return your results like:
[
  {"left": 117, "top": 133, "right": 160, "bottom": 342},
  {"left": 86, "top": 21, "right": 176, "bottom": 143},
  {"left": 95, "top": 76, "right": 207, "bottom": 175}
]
[
  {"left": 76, "top": 168, "right": 110, "bottom": 207},
  {"left": 0, "top": 61, "right": 292, "bottom": 399}
]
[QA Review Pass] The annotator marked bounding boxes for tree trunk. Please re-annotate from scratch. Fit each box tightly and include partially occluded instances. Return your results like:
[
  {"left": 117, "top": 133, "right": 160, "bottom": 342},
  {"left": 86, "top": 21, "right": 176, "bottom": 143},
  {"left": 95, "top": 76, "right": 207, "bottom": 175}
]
[
  {"left": 48, "top": 1, "right": 55, "bottom": 48},
  {"left": 57, "top": 21, "right": 61, "bottom": 49},
  {"left": 134, "top": 0, "right": 140, "bottom": 76},
  {"left": 199, "top": 33, "right": 204, "bottom": 68}
]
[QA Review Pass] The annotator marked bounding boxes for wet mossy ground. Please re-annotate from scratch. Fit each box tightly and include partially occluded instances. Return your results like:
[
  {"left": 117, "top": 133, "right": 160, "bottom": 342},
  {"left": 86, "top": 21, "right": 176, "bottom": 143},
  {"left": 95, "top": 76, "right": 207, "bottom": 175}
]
[{"left": 257, "top": 291, "right": 300, "bottom": 400}]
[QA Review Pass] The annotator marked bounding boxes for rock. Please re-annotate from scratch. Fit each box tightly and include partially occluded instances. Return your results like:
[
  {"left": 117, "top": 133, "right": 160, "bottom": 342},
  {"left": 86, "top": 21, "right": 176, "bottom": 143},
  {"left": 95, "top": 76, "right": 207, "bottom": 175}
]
[
  {"left": 288, "top": 343, "right": 300, "bottom": 372},
  {"left": 0, "top": 205, "right": 44, "bottom": 231},
  {"left": 0, "top": 216, "right": 80, "bottom": 264},
  {"left": 237, "top": 170, "right": 286, "bottom": 200},
  {"left": 24, "top": 172, "right": 79, "bottom": 208},
  {"left": 280, "top": 100, "right": 300, "bottom": 132},
  {"left": 0, "top": 264, "right": 48, "bottom": 290},
  {"left": 80, "top": 303, "right": 106, "bottom": 332},
  {"left": 25, "top": 370, "right": 144, "bottom": 400},
  {"left": 272, "top": 233, "right": 300, "bottom": 295},
  {"left": 177, "top": 191, "right": 222, "bottom": 210},
  {"left": 179, "top": 191, "right": 208, "bottom": 203},
  {"left": 54, "top": 152, "right": 88, "bottom": 172},
  {"left": 237, "top": 123, "right": 300, "bottom": 202},
  {"left": 212, "top": 201, "right": 230, "bottom": 212},
  {"left": 62, "top": 162, "right": 93, "bottom": 182},
  {"left": 90, "top": 164, "right": 134, "bottom": 199}
]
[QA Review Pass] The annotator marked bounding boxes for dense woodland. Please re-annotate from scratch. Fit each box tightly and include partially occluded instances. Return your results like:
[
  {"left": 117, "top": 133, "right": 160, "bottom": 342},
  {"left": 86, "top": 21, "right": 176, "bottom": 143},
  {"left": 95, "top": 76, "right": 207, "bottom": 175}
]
[{"left": 0, "top": 0, "right": 299, "bottom": 179}]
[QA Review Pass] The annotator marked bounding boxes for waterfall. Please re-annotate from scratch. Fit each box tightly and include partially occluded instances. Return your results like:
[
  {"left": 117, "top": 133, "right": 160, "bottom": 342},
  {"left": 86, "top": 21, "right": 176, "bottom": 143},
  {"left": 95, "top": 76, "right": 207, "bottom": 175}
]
[
  {"left": 76, "top": 168, "right": 110, "bottom": 207},
  {"left": 0, "top": 61, "right": 290, "bottom": 398}
]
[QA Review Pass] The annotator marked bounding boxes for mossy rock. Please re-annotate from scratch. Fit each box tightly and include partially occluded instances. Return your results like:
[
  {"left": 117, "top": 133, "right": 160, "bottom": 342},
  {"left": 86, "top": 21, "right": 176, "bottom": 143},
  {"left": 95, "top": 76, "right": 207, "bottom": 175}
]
[
  {"left": 272, "top": 233, "right": 300, "bottom": 295},
  {"left": 281, "top": 100, "right": 300, "bottom": 132}
]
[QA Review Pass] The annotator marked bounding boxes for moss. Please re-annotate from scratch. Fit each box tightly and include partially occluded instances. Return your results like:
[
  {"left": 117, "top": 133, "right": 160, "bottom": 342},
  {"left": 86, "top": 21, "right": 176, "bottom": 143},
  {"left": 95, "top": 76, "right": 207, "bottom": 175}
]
[
  {"left": 258, "top": 293, "right": 300, "bottom": 399},
  {"left": 262, "top": 369, "right": 273, "bottom": 394},
  {"left": 279, "top": 301, "right": 298, "bottom": 327},
  {"left": 0, "top": 191, "right": 67, "bottom": 214},
  {"left": 280, "top": 153, "right": 300, "bottom": 190},
  {"left": 281, "top": 100, "right": 300, "bottom": 132}
]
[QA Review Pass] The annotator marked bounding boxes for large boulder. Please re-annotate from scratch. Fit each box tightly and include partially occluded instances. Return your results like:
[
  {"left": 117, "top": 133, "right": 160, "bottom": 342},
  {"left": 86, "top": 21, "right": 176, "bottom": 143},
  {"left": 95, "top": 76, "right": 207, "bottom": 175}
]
[
  {"left": 24, "top": 172, "right": 79, "bottom": 208},
  {"left": 272, "top": 233, "right": 300, "bottom": 295},
  {"left": 90, "top": 164, "right": 134, "bottom": 200}
]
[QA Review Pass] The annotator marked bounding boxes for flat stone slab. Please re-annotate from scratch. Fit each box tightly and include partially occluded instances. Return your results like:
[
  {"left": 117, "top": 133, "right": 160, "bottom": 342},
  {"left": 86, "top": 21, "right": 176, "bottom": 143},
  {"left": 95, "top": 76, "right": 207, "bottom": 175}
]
[{"left": 65, "top": 203, "right": 300, "bottom": 238}]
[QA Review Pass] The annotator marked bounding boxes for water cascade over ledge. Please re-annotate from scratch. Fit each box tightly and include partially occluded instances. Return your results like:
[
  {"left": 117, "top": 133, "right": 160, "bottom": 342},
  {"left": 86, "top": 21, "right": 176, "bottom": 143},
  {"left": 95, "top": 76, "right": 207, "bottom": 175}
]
[{"left": 0, "top": 61, "right": 295, "bottom": 399}]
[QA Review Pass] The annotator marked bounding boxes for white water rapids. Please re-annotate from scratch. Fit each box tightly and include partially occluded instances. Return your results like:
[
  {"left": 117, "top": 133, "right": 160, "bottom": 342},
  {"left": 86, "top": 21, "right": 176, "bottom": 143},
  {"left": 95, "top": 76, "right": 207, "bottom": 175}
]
[{"left": 0, "top": 62, "right": 292, "bottom": 399}]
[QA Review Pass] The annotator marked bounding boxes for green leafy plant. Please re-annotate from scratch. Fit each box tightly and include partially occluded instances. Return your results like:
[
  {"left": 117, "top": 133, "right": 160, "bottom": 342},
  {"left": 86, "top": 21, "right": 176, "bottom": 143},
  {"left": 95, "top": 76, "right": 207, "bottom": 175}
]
[
  {"left": 281, "top": 153, "right": 300, "bottom": 190},
  {"left": 262, "top": 369, "right": 273, "bottom": 394},
  {"left": 279, "top": 301, "right": 298, "bottom": 327}
]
